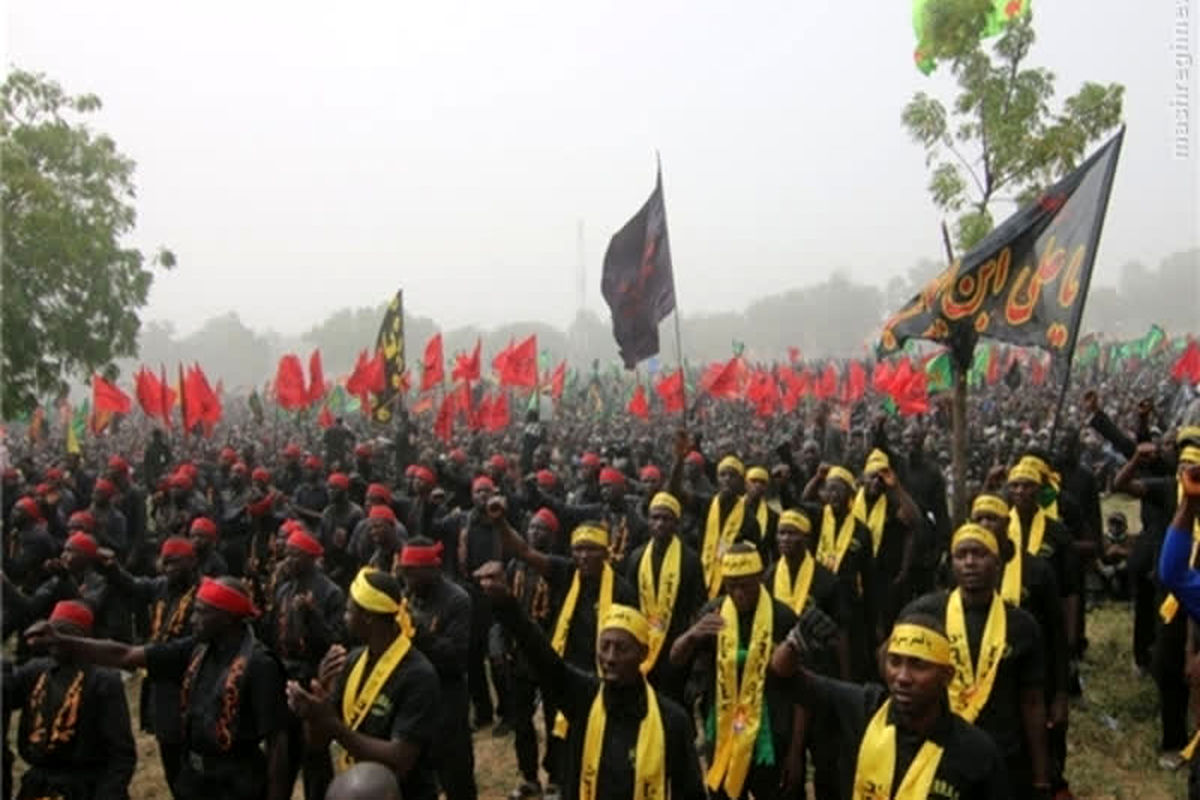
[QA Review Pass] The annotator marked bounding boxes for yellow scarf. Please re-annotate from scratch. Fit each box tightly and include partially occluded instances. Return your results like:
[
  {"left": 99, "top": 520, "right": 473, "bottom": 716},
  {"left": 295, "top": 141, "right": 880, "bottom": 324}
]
[
  {"left": 852, "top": 489, "right": 888, "bottom": 556},
  {"left": 772, "top": 552, "right": 816, "bottom": 615},
  {"left": 818, "top": 505, "right": 856, "bottom": 572},
  {"left": 852, "top": 700, "right": 944, "bottom": 799},
  {"left": 1000, "top": 508, "right": 1046, "bottom": 603},
  {"left": 1162, "top": 482, "right": 1200, "bottom": 623},
  {"left": 706, "top": 587, "right": 773, "bottom": 798},
  {"left": 637, "top": 537, "right": 681, "bottom": 674},
  {"left": 551, "top": 563, "right": 614, "bottom": 737},
  {"left": 703, "top": 495, "right": 746, "bottom": 598},
  {"left": 753, "top": 498, "right": 769, "bottom": 543},
  {"left": 945, "top": 589, "right": 1007, "bottom": 723},
  {"left": 579, "top": 682, "right": 665, "bottom": 800},
  {"left": 337, "top": 633, "right": 412, "bottom": 771}
]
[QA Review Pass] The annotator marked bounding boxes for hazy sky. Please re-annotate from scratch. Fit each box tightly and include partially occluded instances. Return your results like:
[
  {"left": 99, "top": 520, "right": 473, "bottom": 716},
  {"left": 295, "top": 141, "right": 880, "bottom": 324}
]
[{"left": 7, "top": 0, "right": 1197, "bottom": 336}]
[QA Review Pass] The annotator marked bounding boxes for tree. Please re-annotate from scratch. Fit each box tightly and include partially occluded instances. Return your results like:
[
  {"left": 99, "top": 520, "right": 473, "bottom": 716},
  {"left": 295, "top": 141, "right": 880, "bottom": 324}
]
[
  {"left": 901, "top": 0, "right": 1124, "bottom": 250},
  {"left": 2, "top": 69, "right": 174, "bottom": 416}
]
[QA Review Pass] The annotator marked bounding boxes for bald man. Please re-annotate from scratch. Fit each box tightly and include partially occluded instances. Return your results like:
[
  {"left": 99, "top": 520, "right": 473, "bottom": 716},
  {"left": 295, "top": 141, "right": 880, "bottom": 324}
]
[{"left": 324, "top": 762, "right": 400, "bottom": 800}]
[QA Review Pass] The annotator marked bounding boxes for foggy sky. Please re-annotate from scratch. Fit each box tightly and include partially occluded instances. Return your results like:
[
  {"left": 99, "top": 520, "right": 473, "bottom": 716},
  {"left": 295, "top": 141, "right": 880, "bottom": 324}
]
[{"left": 7, "top": 0, "right": 1198, "bottom": 337}]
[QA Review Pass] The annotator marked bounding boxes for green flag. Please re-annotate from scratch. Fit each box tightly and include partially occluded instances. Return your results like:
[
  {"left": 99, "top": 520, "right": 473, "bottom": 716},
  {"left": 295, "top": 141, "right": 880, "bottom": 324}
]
[
  {"left": 71, "top": 400, "right": 89, "bottom": 445},
  {"left": 1139, "top": 325, "right": 1165, "bottom": 358},
  {"left": 926, "top": 353, "right": 953, "bottom": 393},
  {"left": 732, "top": 340, "right": 745, "bottom": 357},
  {"left": 913, "top": 0, "right": 1032, "bottom": 74},
  {"left": 968, "top": 345, "right": 991, "bottom": 388}
]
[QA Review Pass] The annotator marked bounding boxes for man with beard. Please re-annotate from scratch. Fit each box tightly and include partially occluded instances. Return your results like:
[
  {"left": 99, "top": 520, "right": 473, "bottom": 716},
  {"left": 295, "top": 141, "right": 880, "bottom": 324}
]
[
  {"left": 6, "top": 601, "right": 136, "bottom": 800},
  {"left": 25, "top": 576, "right": 290, "bottom": 800},
  {"left": 268, "top": 526, "right": 344, "bottom": 800},
  {"left": 103, "top": 536, "right": 201, "bottom": 793},
  {"left": 318, "top": 473, "right": 364, "bottom": 589},
  {"left": 396, "top": 538, "right": 477, "bottom": 800}
]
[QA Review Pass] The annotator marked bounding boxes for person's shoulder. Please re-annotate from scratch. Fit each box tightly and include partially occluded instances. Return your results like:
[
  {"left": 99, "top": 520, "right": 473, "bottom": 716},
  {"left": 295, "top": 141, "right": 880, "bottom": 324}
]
[
  {"left": 438, "top": 575, "right": 472, "bottom": 604},
  {"left": 655, "top": 690, "right": 692, "bottom": 731},
  {"left": 945, "top": 713, "right": 1005, "bottom": 772},
  {"left": 395, "top": 646, "right": 440, "bottom": 689},
  {"left": 1004, "top": 602, "right": 1041, "bottom": 639}
]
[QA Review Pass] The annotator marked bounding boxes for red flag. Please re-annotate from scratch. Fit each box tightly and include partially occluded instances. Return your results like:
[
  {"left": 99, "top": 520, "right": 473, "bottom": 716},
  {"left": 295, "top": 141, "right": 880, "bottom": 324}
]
[
  {"left": 411, "top": 395, "right": 435, "bottom": 415},
  {"left": 550, "top": 361, "right": 567, "bottom": 400},
  {"left": 307, "top": 350, "right": 326, "bottom": 405},
  {"left": 471, "top": 393, "right": 491, "bottom": 431},
  {"left": 746, "top": 370, "right": 781, "bottom": 417},
  {"left": 433, "top": 393, "right": 454, "bottom": 442},
  {"left": 486, "top": 393, "right": 510, "bottom": 432},
  {"left": 986, "top": 346, "right": 1002, "bottom": 386},
  {"left": 701, "top": 357, "right": 745, "bottom": 399},
  {"left": 777, "top": 366, "right": 802, "bottom": 412},
  {"left": 1171, "top": 340, "right": 1200, "bottom": 384},
  {"left": 275, "top": 355, "right": 308, "bottom": 410},
  {"left": 135, "top": 368, "right": 164, "bottom": 419},
  {"left": 872, "top": 360, "right": 894, "bottom": 395},
  {"left": 452, "top": 339, "right": 482, "bottom": 383},
  {"left": 178, "top": 364, "right": 189, "bottom": 437},
  {"left": 420, "top": 334, "right": 445, "bottom": 392},
  {"left": 896, "top": 370, "right": 929, "bottom": 417},
  {"left": 844, "top": 361, "right": 867, "bottom": 403},
  {"left": 318, "top": 404, "right": 334, "bottom": 428},
  {"left": 627, "top": 384, "right": 650, "bottom": 419},
  {"left": 787, "top": 346, "right": 801, "bottom": 364},
  {"left": 449, "top": 382, "right": 472, "bottom": 420},
  {"left": 497, "top": 335, "right": 538, "bottom": 388},
  {"left": 186, "top": 364, "right": 222, "bottom": 435},
  {"left": 814, "top": 364, "right": 838, "bottom": 400},
  {"left": 160, "top": 365, "right": 173, "bottom": 428},
  {"left": 654, "top": 369, "right": 685, "bottom": 414},
  {"left": 1030, "top": 354, "right": 1048, "bottom": 386},
  {"left": 92, "top": 375, "right": 132, "bottom": 415},
  {"left": 347, "top": 349, "right": 387, "bottom": 408}
]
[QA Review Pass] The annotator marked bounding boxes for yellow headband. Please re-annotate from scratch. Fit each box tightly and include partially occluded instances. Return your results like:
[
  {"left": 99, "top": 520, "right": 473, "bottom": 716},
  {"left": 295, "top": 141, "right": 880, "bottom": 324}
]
[
  {"left": 826, "top": 465, "right": 857, "bottom": 489},
  {"left": 1018, "top": 455, "right": 1060, "bottom": 491},
  {"left": 718, "top": 456, "right": 746, "bottom": 477},
  {"left": 746, "top": 466, "right": 770, "bottom": 483},
  {"left": 721, "top": 550, "right": 764, "bottom": 577},
  {"left": 571, "top": 524, "right": 610, "bottom": 548},
  {"left": 951, "top": 523, "right": 1000, "bottom": 556},
  {"left": 888, "top": 623, "right": 952, "bottom": 667},
  {"left": 1180, "top": 446, "right": 1200, "bottom": 467},
  {"left": 1007, "top": 463, "right": 1042, "bottom": 485},
  {"left": 864, "top": 448, "right": 890, "bottom": 476},
  {"left": 779, "top": 509, "right": 812, "bottom": 533},
  {"left": 350, "top": 568, "right": 414, "bottom": 636},
  {"left": 601, "top": 604, "right": 650, "bottom": 646},
  {"left": 971, "top": 494, "right": 1010, "bottom": 518},
  {"left": 1178, "top": 426, "right": 1200, "bottom": 446},
  {"left": 649, "top": 491, "right": 682, "bottom": 518}
]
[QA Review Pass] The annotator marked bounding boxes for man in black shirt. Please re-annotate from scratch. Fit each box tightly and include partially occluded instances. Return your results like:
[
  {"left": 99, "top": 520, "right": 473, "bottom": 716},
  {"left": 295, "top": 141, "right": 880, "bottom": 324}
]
[{"left": 25, "top": 576, "right": 291, "bottom": 800}]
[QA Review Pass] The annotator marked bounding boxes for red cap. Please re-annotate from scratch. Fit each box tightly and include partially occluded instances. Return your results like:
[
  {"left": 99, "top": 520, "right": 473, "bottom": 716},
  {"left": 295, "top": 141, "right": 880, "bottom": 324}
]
[
  {"left": 107, "top": 455, "right": 130, "bottom": 474},
  {"left": 50, "top": 600, "right": 94, "bottom": 632},
  {"left": 411, "top": 466, "right": 435, "bottom": 486},
  {"left": 580, "top": 452, "right": 602, "bottom": 468},
  {"left": 535, "top": 469, "right": 557, "bottom": 488},
  {"left": 44, "top": 468, "right": 64, "bottom": 483},
  {"left": 449, "top": 448, "right": 467, "bottom": 464},
  {"left": 219, "top": 447, "right": 238, "bottom": 464},
  {"left": 327, "top": 472, "right": 350, "bottom": 491},
  {"left": 488, "top": 454, "right": 507, "bottom": 470},
  {"left": 303, "top": 454, "right": 323, "bottom": 470},
  {"left": 190, "top": 517, "right": 219, "bottom": 540},
  {"left": 354, "top": 443, "right": 372, "bottom": 458},
  {"left": 251, "top": 467, "right": 271, "bottom": 484},
  {"left": 231, "top": 462, "right": 249, "bottom": 476},
  {"left": 33, "top": 483, "right": 51, "bottom": 497},
  {"left": 598, "top": 467, "right": 625, "bottom": 487},
  {"left": 93, "top": 478, "right": 117, "bottom": 497},
  {"left": 286, "top": 528, "right": 324, "bottom": 557},
  {"left": 368, "top": 504, "right": 396, "bottom": 521},
  {"left": 169, "top": 472, "right": 194, "bottom": 491},
  {"left": 283, "top": 444, "right": 302, "bottom": 459},
  {"left": 160, "top": 536, "right": 196, "bottom": 559},
  {"left": 197, "top": 577, "right": 257, "bottom": 618},
  {"left": 14, "top": 496, "right": 42, "bottom": 521},
  {"left": 533, "top": 507, "right": 560, "bottom": 533},
  {"left": 399, "top": 540, "right": 443, "bottom": 567},
  {"left": 67, "top": 510, "right": 95, "bottom": 531},
  {"left": 472, "top": 476, "right": 495, "bottom": 492},
  {"left": 685, "top": 451, "right": 705, "bottom": 466},
  {"left": 66, "top": 532, "right": 99, "bottom": 558},
  {"left": 639, "top": 465, "right": 662, "bottom": 482},
  {"left": 179, "top": 464, "right": 199, "bottom": 481},
  {"left": 2, "top": 468, "right": 19, "bottom": 481},
  {"left": 366, "top": 483, "right": 392, "bottom": 502}
]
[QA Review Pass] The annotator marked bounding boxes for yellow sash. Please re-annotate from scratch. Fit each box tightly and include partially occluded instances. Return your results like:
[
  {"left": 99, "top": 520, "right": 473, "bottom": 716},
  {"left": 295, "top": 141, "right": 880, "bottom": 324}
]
[
  {"left": 336, "top": 633, "right": 412, "bottom": 771},
  {"left": 1161, "top": 483, "right": 1200, "bottom": 623},
  {"left": 852, "top": 700, "right": 944, "bottom": 799},
  {"left": 551, "top": 563, "right": 614, "bottom": 737},
  {"left": 772, "top": 552, "right": 816, "bottom": 615},
  {"left": 818, "top": 506, "right": 856, "bottom": 572},
  {"left": 580, "top": 682, "right": 666, "bottom": 800},
  {"left": 703, "top": 495, "right": 746, "bottom": 598},
  {"left": 754, "top": 499, "right": 769, "bottom": 543},
  {"left": 706, "top": 587, "right": 773, "bottom": 798},
  {"left": 637, "top": 537, "right": 681, "bottom": 673},
  {"left": 945, "top": 589, "right": 1007, "bottom": 723},
  {"left": 1000, "top": 508, "right": 1046, "bottom": 603},
  {"left": 852, "top": 489, "right": 888, "bottom": 557}
]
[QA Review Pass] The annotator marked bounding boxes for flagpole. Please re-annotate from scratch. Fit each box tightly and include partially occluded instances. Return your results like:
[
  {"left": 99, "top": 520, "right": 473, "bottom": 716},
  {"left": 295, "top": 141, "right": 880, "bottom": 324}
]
[
  {"left": 657, "top": 150, "right": 688, "bottom": 423},
  {"left": 941, "top": 220, "right": 969, "bottom": 526}
]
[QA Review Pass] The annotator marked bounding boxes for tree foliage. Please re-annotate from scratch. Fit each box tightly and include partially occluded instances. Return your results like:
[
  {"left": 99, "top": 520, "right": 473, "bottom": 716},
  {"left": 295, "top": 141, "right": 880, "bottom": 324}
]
[
  {"left": 901, "top": 0, "right": 1124, "bottom": 251},
  {"left": 1, "top": 69, "right": 174, "bottom": 415}
]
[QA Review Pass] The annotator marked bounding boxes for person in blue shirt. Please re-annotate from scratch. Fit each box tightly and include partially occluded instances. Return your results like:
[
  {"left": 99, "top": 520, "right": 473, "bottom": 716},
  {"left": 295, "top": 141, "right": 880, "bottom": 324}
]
[{"left": 1158, "top": 454, "right": 1200, "bottom": 619}]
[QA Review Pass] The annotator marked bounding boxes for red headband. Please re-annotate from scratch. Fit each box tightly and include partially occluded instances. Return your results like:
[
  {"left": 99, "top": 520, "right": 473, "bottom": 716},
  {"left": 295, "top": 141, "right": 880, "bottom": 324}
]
[
  {"left": 580, "top": 453, "right": 601, "bottom": 467},
  {"left": 327, "top": 472, "right": 350, "bottom": 490},
  {"left": 599, "top": 467, "right": 625, "bottom": 486},
  {"left": 399, "top": 541, "right": 443, "bottom": 567},
  {"left": 161, "top": 536, "right": 196, "bottom": 559},
  {"left": 534, "top": 507, "right": 560, "bottom": 533},
  {"left": 304, "top": 455, "right": 322, "bottom": 469},
  {"left": 287, "top": 529, "right": 324, "bottom": 556},
  {"left": 68, "top": 511, "right": 95, "bottom": 531},
  {"left": 169, "top": 473, "right": 193, "bottom": 490},
  {"left": 535, "top": 469, "right": 557, "bottom": 488},
  {"left": 107, "top": 456, "right": 130, "bottom": 473},
  {"left": 448, "top": 448, "right": 467, "bottom": 463},
  {"left": 472, "top": 476, "right": 495, "bottom": 492},
  {"left": 366, "top": 483, "right": 391, "bottom": 502},
  {"left": 488, "top": 455, "right": 507, "bottom": 470},
  {"left": 220, "top": 447, "right": 238, "bottom": 462},
  {"left": 251, "top": 467, "right": 271, "bottom": 483},
  {"left": 368, "top": 504, "right": 396, "bottom": 521},
  {"left": 283, "top": 444, "right": 301, "bottom": 458},
  {"left": 685, "top": 451, "right": 705, "bottom": 466},
  {"left": 15, "top": 497, "right": 42, "bottom": 521},
  {"left": 640, "top": 465, "right": 662, "bottom": 482},
  {"left": 411, "top": 466, "right": 435, "bottom": 485},
  {"left": 66, "top": 532, "right": 98, "bottom": 558},
  {"left": 50, "top": 600, "right": 94, "bottom": 632},
  {"left": 93, "top": 478, "right": 116, "bottom": 496},
  {"left": 197, "top": 577, "right": 258, "bottom": 618},
  {"left": 190, "top": 517, "right": 219, "bottom": 540}
]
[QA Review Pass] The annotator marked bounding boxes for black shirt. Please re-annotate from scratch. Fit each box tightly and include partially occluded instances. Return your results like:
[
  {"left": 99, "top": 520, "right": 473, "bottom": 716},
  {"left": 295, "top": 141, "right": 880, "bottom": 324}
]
[
  {"left": 546, "top": 557, "right": 637, "bottom": 671},
  {"left": 762, "top": 555, "right": 851, "bottom": 677},
  {"left": 405, "top": 575, "right": 472, "bottom": 683},
  {"left": 332, "top": 644, "right": 442, "bottom": 800}
]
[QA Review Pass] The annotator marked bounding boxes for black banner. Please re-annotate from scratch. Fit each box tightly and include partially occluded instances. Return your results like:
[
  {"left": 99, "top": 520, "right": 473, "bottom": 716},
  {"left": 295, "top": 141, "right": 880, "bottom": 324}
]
[
  {"left": 879, "top": 127, "right": 1124, "bottom": 368},
  {"left": 601, "top": 167, "right": 676, "bottom": 369},
  {"left": 372, "top": 289, "right": 405, "bottom": 423}
]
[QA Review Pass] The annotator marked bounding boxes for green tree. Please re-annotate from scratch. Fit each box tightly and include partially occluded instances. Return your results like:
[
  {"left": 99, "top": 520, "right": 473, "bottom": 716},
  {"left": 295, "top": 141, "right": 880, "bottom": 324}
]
[
  {"left": 902, "top": 0, "right": 1124, "bottom": 251},
  {"left": 2, "top": 69, "right": 174, "bottom": 416}
]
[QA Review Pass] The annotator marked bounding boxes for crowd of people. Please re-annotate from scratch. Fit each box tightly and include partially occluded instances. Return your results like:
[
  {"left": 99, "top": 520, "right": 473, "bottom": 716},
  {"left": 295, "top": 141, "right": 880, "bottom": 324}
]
[{"left": 2, "top": 355, "right": 1199, "bottom": 800}]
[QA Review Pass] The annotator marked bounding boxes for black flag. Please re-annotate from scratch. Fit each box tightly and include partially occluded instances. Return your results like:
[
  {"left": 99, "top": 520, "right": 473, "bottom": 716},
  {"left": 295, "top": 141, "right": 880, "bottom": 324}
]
[
  {"left": 601, "top": 167, "right": 676, "bottom": 369},
  {"left": 878, "top": 127, "right": 1124, "bottom": 368},
  {"left": 372, "top": 289, "right": 406, "bottom": 423}
]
